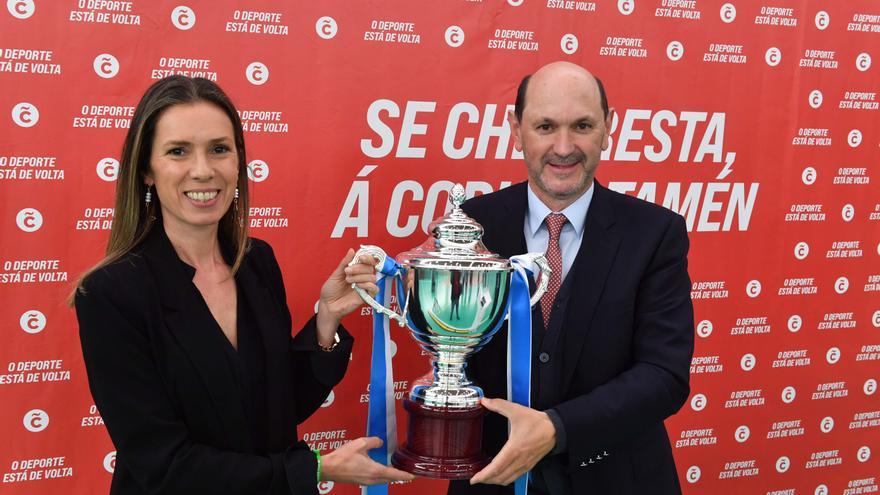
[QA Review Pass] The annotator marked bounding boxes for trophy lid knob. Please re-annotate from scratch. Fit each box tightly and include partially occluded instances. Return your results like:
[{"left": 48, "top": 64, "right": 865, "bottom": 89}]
[
  {"left": 433, "top": 184, "right": 481, "bottom": 242},
  {"left": 449, "top": 183, "right": 466, "bottom": 208}
]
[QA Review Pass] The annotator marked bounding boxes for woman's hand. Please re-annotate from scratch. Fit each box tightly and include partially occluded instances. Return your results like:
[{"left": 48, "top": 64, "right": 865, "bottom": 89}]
[
  {"left": 321, "top": 437, "right": 415, "bottom": 485},
  {"left": 316, "top": 250, "right": 378, "bottom": 345}
]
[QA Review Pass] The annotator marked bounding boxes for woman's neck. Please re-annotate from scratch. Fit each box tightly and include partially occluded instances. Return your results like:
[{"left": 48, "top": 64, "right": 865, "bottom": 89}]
[{"left": 162, "top": 220, "right": 224, "bottom": 271}]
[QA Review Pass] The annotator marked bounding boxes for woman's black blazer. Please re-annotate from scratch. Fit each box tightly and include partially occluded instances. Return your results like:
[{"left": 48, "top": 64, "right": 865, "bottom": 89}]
[{"left": 75, "top": 227, "right": 353, "bottom": 495}]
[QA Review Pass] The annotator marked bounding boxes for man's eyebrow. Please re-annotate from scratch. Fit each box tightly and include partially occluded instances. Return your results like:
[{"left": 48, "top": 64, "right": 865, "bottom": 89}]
[{"left": 531, "top": 115, "right": 597, "bottom": 123}]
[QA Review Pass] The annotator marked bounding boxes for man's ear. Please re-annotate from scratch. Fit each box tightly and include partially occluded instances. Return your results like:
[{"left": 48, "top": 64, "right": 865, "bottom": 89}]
[
  {"left": 601, "top": 108, "right": 615, "bottom": 151},
  {"left": 508, "top": 110, "right": 523, "bottom": 152}
]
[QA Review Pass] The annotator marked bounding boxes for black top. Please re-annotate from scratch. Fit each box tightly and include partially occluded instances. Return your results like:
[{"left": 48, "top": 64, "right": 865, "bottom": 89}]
[{"left": 220, "top": 287, "right": 270, "bottom": 454}]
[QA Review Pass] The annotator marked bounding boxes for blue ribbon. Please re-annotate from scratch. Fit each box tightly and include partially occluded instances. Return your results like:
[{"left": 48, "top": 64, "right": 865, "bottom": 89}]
[
  {"left": 365, "top": 257, "right": 405, "bottom": 495},
  {"left": 508, "top": 257, "right": 534, "bottom": 495}
]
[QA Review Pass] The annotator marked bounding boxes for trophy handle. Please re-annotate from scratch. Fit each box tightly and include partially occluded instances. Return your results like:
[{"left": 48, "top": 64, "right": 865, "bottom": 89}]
[
  {"left": 518, "top": 253, "right": 552, "bottom": 308},
  {"left": 348, "top": 245, "right": 407, "bottom": 327}
]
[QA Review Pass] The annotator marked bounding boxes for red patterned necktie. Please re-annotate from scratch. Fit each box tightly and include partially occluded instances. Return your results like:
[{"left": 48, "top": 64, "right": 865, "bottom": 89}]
[{"left": 541, "top": 213, "right": 567, "bottom": 329}]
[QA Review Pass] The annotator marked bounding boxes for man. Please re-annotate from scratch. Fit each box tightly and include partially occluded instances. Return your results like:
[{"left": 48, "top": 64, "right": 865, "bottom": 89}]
[{"left": 448, "top": 61, "right": 695, "bottom": 494}]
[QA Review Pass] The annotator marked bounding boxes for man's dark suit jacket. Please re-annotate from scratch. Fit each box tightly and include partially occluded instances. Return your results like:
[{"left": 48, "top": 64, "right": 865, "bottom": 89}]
[
  {"left": 75, "top": 226, "right": 352, "bottom": 495},
  {"left": 448, "top": 181, "right": 694, "bottom": 495}
]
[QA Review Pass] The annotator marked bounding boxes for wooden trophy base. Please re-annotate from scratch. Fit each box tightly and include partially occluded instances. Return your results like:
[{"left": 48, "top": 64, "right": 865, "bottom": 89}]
[{"left": 391, "top": 397, "right": 489, "bottom": 479}]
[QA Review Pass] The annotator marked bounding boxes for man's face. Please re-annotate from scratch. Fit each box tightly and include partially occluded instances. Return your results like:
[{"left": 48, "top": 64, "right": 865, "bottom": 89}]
[{"left": 509, "top": 69, "right": 613, "bottom": 209}]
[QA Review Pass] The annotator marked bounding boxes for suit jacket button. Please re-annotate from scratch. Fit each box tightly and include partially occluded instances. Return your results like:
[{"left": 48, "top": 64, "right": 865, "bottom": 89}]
[{"left": 538, "top": 352, "right": 550, "bottom": 363}]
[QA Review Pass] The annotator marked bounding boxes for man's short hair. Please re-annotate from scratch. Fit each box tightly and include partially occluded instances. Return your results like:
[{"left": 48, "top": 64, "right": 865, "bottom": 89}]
[{"left": 513, "top": 73, "right": 609, "bottom": 121}]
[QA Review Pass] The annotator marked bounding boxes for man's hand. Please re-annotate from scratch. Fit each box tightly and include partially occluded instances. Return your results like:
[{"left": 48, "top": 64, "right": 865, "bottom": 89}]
[{"left": 470, "top": 397, "right": 557, "bottom": 486}]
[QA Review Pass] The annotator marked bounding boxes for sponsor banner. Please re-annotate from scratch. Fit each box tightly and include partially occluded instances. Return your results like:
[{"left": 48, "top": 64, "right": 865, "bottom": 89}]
[{"left": 1, "top": 1, "right": 877, "bottom": 494}]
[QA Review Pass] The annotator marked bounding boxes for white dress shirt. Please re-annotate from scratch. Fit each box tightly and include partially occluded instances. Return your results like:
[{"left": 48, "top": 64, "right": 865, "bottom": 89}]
[{"left": 524, "top": 182, "right": 594, "bottom": 282}]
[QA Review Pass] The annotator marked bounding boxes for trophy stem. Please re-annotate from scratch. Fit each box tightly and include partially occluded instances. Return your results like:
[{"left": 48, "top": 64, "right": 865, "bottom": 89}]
[
  {"left": 408, "top": 350, "right": 482, "bottom": 409},
  {"left": 433, "top": 351, "right": 468, "bottom": 387}
]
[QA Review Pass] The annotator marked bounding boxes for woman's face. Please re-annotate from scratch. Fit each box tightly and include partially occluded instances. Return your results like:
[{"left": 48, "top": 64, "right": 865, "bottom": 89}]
[{"left": 145, "top": 101, "right": 239, "bottom": 235}]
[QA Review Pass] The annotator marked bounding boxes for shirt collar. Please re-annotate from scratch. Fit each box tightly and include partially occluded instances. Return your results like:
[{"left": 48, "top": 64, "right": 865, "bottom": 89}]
[{"left": 526, "top": 181, "right": 593, "bottom": 236}]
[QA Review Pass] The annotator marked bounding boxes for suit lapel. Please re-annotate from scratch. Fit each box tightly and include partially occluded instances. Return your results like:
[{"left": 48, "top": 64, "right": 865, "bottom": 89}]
[
  {"left": 561, "top": 182, "right": 620, "bottom": 394},
  {"left": 236, "top": 258, "right": 290, "bottom": 444},
  {"left": 141, "top": 228, "right": 251, "bottom": 447},
  {"left": 489, "top": 183, "right": 528, "bottom": 259}
]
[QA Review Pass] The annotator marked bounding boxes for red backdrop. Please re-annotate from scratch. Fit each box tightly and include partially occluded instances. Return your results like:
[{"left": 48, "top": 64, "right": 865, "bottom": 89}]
[{"left": 1, "top": 1, "right": 878, "bottom": 494}]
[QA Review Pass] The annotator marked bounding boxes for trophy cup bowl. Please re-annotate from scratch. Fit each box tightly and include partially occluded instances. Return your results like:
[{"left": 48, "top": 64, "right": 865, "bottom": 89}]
[{"left": 351, "top": 184, "right": 550, "bottom": 479}]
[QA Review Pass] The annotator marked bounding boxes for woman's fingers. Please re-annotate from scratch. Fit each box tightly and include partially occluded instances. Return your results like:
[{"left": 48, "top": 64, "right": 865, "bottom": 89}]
[
  {"left": 356, "top": 282, "right": 379, "bottom": 297},
  {"left": 375, "top": 465, "right": 416, "bottom": 482}
]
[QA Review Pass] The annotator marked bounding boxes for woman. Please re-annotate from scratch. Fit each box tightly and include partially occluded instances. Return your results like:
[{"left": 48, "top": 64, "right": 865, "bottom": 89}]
[{"left": 73, "top": 76, "right": 413, "bottom": 494}]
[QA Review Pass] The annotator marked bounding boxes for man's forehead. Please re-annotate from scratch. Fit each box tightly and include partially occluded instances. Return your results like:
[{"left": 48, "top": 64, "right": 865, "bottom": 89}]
[
  {"left": 523, "top": 76, "right": 603, "bottom": 120},
  {"left": 534, "top": 64, "right": 597, "bottom": 92},
  {"left": 523, "top": 62, "right": 601, "bottom": 106}
]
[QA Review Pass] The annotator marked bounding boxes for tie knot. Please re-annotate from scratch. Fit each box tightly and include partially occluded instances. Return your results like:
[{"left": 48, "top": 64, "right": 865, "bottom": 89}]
[{"left": 545, "top": 213, "right": 567, "bottom": 239}]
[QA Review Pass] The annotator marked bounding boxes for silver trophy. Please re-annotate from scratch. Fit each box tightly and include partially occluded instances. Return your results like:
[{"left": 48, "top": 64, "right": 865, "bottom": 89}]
[{"left": 351, "top": 183, "right": 550, "bottom": 478}]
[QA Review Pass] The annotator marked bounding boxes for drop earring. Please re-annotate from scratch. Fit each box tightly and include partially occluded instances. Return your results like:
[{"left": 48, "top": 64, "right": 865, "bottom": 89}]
[
  {"left": 145, "top": 187, "right": 152, "bottom": 206},
  {"left": 234, "top": 187, "right": 242, "bottom": 226}
]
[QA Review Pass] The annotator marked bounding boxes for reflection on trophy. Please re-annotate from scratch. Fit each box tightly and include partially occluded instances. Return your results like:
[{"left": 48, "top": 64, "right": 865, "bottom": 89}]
[{"left": 352, "top": 184, "right": 550, "bottom": 479}]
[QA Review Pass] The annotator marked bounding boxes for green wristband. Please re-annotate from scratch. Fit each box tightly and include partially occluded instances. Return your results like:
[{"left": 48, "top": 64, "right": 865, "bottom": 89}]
[{"left": 312, "top": 449, "right": 322, "bottom": 484}]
